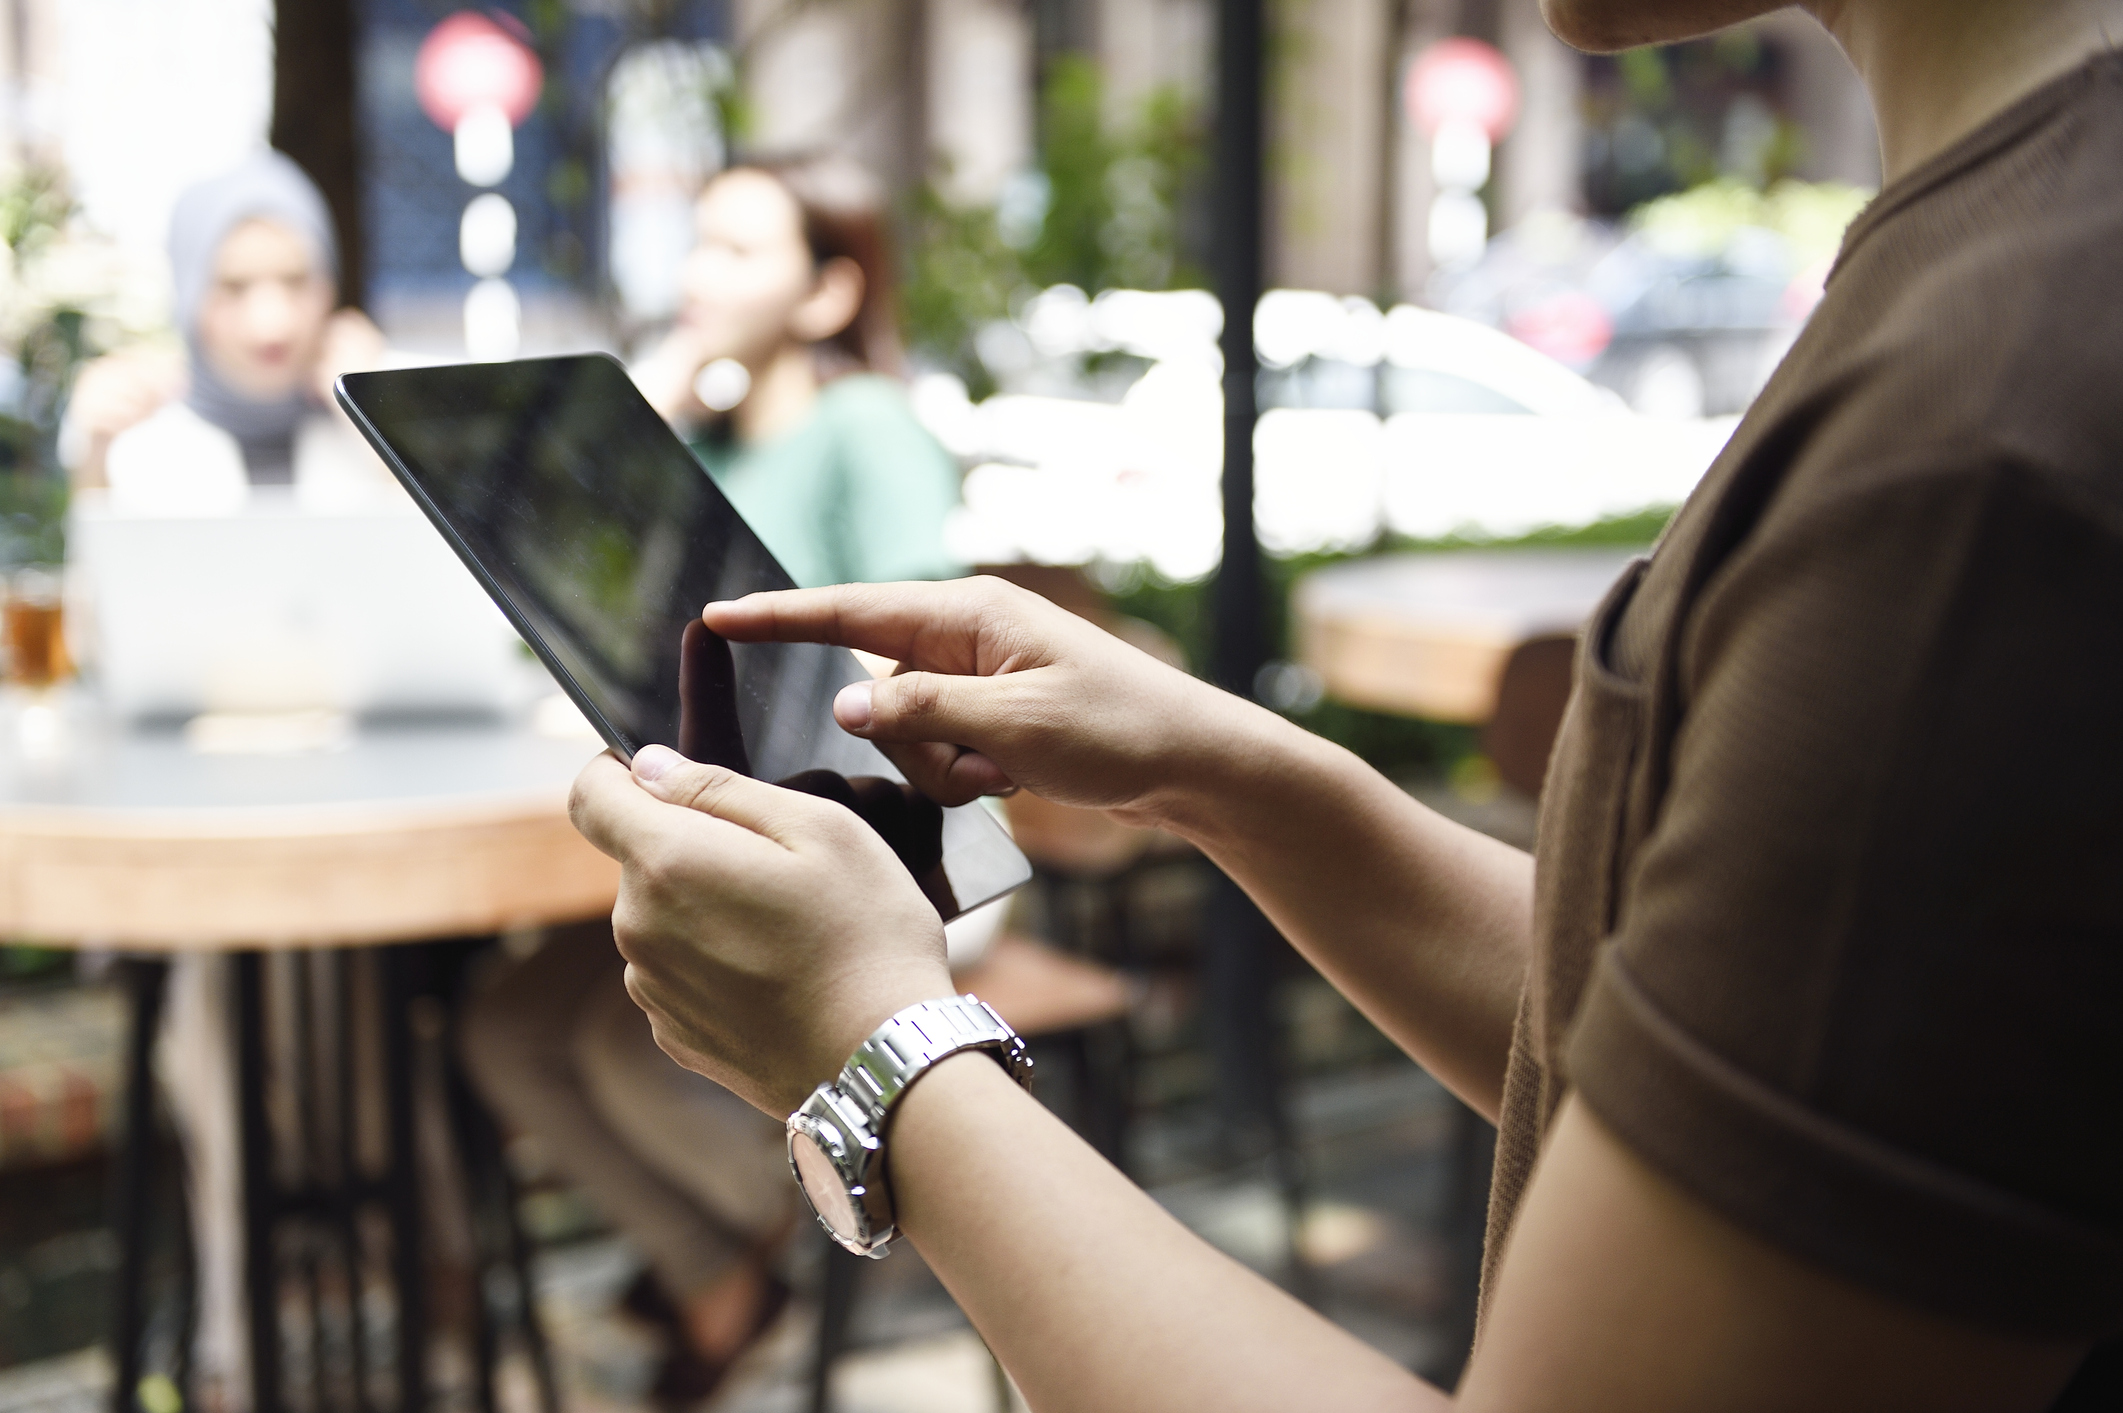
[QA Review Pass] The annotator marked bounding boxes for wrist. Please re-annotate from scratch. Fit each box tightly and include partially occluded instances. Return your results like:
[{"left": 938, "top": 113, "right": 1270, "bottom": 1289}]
[
  {"left": 1137, "top": 685, "right": 1321, "bottom": 844},
  {"left": 801, "top": 967, "right": 955, "bottom": 1111},
  {"left": 885, "top": 1047, "right": 1027, "bottom": 1233}
]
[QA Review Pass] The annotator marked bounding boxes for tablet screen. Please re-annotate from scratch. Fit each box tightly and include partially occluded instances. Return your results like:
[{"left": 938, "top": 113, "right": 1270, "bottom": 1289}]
[{"left": 336, "top": 354, "right": 1028, "bottom": 920}]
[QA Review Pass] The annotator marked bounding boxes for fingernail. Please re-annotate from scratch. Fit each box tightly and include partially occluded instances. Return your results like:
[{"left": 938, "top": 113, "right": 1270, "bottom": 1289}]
[
  {"left": 633, "top": 744, "right": 681, "bottom": 782},
  {"left": 834, "top": 679, "right": 874, "bottom": 733}
]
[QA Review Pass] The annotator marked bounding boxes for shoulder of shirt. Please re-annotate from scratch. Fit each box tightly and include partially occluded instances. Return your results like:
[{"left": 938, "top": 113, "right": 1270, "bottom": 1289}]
[
  {"left": 108, "top": 401, "right": 237, "bottom": 459},
  {"left": 1762, "top": 139, "right": 2123, "bottom": 543},
  {"left": 815, "top": 372, "right": 921, "bottom": 421}
]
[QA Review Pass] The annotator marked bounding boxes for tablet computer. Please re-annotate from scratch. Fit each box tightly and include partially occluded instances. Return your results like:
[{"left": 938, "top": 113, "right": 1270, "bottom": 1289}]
[{"left": 335, "top": 354, "right": 1029, "bottom": 922}]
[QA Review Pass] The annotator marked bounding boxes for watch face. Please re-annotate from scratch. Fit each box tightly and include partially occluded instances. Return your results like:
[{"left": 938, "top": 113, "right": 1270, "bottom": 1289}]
[{"left": 791, "top": 1127, "right": 866, "bottom": 1244}]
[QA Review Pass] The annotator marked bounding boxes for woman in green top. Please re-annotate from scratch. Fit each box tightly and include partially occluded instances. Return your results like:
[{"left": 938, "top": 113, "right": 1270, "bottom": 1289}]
[
  {"left": 634, "top": 155, "right": 963, "bottom": 589},
  {"left": 463, "top": 156, "right": 961, "bottom": 1407}
]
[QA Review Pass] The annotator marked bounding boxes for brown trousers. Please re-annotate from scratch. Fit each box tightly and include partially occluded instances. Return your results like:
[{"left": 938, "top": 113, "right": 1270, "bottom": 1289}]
[{"left": 459, "top": 922, "right": 791, "bottom": 1300}]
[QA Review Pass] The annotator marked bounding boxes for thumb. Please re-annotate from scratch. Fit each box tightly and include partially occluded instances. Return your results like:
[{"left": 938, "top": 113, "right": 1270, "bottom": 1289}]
[
  {"left": 630, "top": 744, "right": 811, "bottom": 846},
  {"left": 836, "top": 671, "right": 1013, "bottom": 748},
  {"left": 834, "top": 673, "right": 1021, "bottom": 803}
]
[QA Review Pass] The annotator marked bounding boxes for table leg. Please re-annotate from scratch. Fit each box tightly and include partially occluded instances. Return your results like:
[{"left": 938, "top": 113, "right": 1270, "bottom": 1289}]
[
  {"left": 381, "top": 949, "right": 425, "bottom": 1413},
  {"left": 327, "top": 950, "right": 371, "bottom": 1413},
  {"left": 235, "top": 952, "right": 281, "bottom": 1413},
  {"left": 110, "top": 957, "right": 169, "bottom": 1413},
  {"left": 809, "top": 1244, "right": 862, "bottom": 1413}
]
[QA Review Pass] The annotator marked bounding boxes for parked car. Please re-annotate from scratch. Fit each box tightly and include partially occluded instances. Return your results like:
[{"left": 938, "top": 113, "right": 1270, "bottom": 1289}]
[
  {"left": 1434, "top": 185, "right": 1870, "bottom": 418},
  {"left": 921, "top": 288, "right": 1735, "bottom": 580}
]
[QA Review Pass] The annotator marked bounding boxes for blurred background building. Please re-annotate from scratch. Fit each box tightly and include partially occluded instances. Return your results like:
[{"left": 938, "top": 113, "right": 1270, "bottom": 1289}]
[{"left": 5, "top": 0, "right": 1879, "bottom": 371}]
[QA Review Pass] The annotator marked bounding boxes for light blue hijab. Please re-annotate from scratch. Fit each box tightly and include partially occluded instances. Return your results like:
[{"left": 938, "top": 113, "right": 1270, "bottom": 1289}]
[{"left": 166, "top": 151, "right": 339, "bottom": 484}]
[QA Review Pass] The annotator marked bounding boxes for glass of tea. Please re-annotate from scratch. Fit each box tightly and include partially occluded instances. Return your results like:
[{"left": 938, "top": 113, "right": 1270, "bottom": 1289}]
[{"left": 4, "top": 566, "right": 72, "bottom": 690}]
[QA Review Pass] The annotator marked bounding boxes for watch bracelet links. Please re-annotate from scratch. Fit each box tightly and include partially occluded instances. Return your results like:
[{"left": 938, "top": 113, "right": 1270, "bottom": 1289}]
[{"left": 838, "top": 994, "right": 1035, "bottom": 1134}]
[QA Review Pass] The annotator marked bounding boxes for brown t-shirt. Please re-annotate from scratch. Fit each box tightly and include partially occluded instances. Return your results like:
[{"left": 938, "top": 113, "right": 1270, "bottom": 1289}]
[{"left": 1486, "top": 52, "right": 2123, "bottom": 1338}]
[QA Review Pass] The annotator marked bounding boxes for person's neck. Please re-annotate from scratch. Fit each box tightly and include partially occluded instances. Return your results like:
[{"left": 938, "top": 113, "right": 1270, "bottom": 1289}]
[
  {"left": 734, "top": 343, "right": 822, "bottom": 444},
  {"left": 1810, "top": 0, "right": 2119, "bottom": 183}
]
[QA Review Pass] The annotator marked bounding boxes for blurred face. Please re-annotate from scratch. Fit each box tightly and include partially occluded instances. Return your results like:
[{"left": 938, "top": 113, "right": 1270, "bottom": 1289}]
[
  {"left": 1539, "top": 0, "right": 1787, "bottom": 51},
  {"left": 195, "top": 218, "right": 334, "bottom": 401},
  {"left": 677, "top": 169, "right": 863, "bottom": 366}
]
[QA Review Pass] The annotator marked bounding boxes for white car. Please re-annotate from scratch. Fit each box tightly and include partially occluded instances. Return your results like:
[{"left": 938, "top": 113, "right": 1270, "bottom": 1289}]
[{"left": 922, "top": 288, "right": 1737, "bottom": 581}]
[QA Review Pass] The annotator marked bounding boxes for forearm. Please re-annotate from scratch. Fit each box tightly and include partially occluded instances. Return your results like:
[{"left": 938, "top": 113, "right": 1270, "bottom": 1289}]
[
  {"left": 1149, "top": 692, "right": 1533, "bottom": 1118},
  {"left": 894, "top": 1050, "right": 1445, "bottom": 1413}
]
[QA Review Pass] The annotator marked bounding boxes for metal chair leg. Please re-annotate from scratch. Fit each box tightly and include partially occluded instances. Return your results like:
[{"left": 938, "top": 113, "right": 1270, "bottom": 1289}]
[
  {"left": 235, "top": 952, "right": 283, "bottom": 1413},
  {"left": 326, "top": 950, "right": 371, "bottom": 1413},
  {"left": 494, "top": 1148, "right": 562, "bottom": 1413},
  {"left": 441, "top": 1013, "right": 560, "bottom": 1413},
  {"left": 808, "top": 1244, "right": 864, "bottom": 1413},
  {"left": 380, "top": 950, "right": 424, "bottom": 1413},
  {"left": 1203, "top": 872, "right": 1314, "bottom": 1304},
  {"left": 111, "top": 957, "right": 169, "bottom": 1413}
]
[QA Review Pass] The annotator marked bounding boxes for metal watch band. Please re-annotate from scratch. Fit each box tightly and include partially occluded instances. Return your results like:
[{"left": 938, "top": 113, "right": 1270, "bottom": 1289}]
[
  {"left": 838, "top": 994, "right": 1034, "bottom": 1129},
  {"left": 787, "top": 994, "right": 1033, "bottom": 1258}
]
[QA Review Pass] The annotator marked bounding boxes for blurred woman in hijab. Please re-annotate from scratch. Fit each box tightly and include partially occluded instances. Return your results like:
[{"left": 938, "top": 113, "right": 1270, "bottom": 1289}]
[{"left": 61, "top": 150, "right": 390, "bottom": 505}]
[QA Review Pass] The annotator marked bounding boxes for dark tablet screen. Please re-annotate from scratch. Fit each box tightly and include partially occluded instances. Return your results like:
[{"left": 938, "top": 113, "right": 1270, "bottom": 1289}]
[{"left": 336, "top": 354, "right": 1028, "bottom": 920}]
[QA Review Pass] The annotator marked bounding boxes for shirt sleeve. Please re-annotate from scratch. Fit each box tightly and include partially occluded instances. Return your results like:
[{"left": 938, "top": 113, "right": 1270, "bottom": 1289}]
[
  {"left": 823, "top": 378, "right": 967, "bottom": 584},
  {"left": 1565, "top": 461, "right": 2123, "bottom": 1337}
]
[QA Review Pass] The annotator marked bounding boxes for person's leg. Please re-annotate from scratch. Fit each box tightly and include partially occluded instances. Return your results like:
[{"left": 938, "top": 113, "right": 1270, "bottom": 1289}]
[
  {"left": 155, "top": 955, "right": 249, "bottom": 1413},
  {"left": 573, "top": 976, "right": 796, "bottom": 1360},
  {"left": 457, "top": 923, "right": 746, "bottom": 1305}
]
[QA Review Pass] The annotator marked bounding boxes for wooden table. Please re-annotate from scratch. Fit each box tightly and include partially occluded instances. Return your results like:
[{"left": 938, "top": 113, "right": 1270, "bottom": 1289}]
[
  {"left": 1293, "top": 548, "right": 1640, "bottom": 724},
  {"left": 0, "top": 702, "right": 616, "bottom": 1413},
  {"left": 0, "top": 710, "right": 615, "bottom": 947}
]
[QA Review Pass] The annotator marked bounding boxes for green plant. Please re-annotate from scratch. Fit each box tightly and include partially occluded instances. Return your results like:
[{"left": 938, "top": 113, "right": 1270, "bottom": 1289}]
[
  {"left": 1020, "top": 56, "right": 1205, "bottom": 296},
  {"left": 1583, "top": 34, "right": 1809, "bottom": 215},
  {"left": 900, "top": 182, "right": 1020, "bottom": 396},
  {"left": 0, "top": 166, "right": 98, "bottom": 558},
  {"left": 899, "top": 56, "right": 1207, "bottom": 384}
]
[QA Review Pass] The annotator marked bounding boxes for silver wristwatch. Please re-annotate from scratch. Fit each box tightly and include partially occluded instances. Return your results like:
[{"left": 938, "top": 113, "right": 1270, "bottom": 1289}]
[{"left": 786, "top": 995, "right": 1033, "bottom": 1257}]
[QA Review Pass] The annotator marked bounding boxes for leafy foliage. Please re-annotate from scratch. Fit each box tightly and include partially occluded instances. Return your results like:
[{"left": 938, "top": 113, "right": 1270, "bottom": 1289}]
[
  {"left": 0, "top": 166, "right": 94, "bottom": 562},
  {"left": 1582, "top": 31, "right": 1812, "bottom": 216},
  {"left": 900, "top": 56, "right": 1206, "bottom": 386}
]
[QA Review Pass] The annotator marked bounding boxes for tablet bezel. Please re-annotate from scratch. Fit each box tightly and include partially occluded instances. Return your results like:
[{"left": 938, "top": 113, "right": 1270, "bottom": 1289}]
[
  {"left": 336, "top": 357, "right": 642, "bottom": 762},
  {"left": 333, "top": 355, "right": 1031, "bottom": 922}
]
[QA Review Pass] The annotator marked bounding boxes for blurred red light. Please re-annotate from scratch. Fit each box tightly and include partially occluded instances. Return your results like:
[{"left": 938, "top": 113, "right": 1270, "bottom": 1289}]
[
  {"left": 1505, "top": 293, "right": 1613, "bottom": 368},
  {"left": 415, "top": 12, "right": 543, "bottom": 131},
  {"left": 1405, "top": 38, "right": 1520, "bottom": 142}
]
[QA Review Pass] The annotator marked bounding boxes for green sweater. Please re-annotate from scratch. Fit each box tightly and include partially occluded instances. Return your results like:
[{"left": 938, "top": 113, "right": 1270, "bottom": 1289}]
[{"left": 688, "top": 374, "right": 965, "bottom": 590}]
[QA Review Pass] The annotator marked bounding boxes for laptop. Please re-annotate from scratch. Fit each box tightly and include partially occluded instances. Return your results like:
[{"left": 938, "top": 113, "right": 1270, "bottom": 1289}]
[{"left": 69, "top": 490, "right": 530, "bottom": 721}]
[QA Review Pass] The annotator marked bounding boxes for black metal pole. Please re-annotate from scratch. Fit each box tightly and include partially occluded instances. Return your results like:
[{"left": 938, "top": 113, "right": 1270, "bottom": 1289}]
[
  {"left": 111, "top": 957, "right": 169, "bottom": 1413},
  {"left": 1208, "top": 0, "right": 1279, "bottom": 1139},
  {"left": 1207, "top": 0, "right": 1312, "bottom": 1299},
  {"left": 236, "top": 953, "right": 281, "bottom": 1413},
  {"left": 1213, "top": 0, "right": 1265, "bottom": 699},
  {"left": 381, "top": 950, "right": 425, "bottom": 1413}
]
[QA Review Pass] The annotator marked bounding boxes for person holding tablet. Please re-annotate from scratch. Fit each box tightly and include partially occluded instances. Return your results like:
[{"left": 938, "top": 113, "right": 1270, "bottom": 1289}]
[
  {"left": 460, "top": 154, "right": 964, "bottom": 1404},
  {"left": 568, "top": 0, "right": 2123, "bottom": 1407}
]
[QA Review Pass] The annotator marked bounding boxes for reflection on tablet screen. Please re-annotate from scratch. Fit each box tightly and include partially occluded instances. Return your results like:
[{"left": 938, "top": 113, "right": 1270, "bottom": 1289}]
[{"left": 337, "top": 355, "right": 1027, "bottom": 921}]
